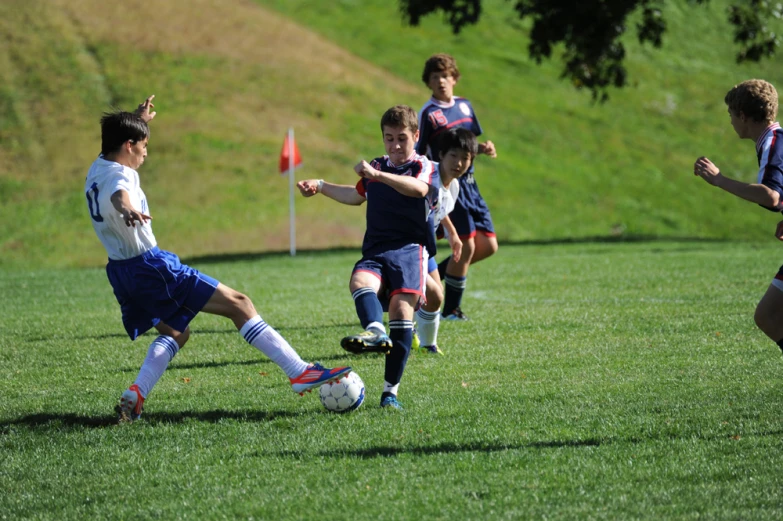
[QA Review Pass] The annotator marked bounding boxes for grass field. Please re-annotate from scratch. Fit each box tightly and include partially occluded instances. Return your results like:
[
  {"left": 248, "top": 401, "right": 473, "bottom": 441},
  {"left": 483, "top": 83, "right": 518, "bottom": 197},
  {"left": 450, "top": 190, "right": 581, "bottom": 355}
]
[{"left": 2, "top": 241, "right": 783, "bottom": 520}]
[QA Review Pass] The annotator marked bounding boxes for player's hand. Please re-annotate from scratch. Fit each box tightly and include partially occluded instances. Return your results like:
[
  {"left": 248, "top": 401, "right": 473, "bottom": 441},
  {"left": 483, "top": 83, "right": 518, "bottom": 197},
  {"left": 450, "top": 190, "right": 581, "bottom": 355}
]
[
  {"left": 121, "top": 208, "right": 152, "bottom": 227},
  {"left": 354, "top": 160, "right": 379, "bottom": 179},
  {"left": 481, "top": 140, "right": 497, "bottom": 158},
  {"left": 297, "top": 179, "right": 319, "bottom": 197},
  {"left": 134, "top": 95, "right": 156, "bottom": 123},
  {"left": 448, "top": 235, "right": 463, "bottom": 263},
  {"left": 693, "top": 156, "right": 722, "bottom": 186},
  {"left": 775, "top": 220, "right": 783, "bottom": 241}
]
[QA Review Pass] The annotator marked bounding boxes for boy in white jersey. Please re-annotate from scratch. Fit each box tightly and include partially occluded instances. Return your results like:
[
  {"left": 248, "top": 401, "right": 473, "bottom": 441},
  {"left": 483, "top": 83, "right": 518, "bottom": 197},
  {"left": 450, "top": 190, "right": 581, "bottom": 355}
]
[
  {"left": 86, "top": 96, "right": 350, "bottom": 422},
  {"left": 693, "top": 79, "right": 783, "bottom": 354},
  {"left": 415, "top": 127, "right": 479, "bottom": 354}
]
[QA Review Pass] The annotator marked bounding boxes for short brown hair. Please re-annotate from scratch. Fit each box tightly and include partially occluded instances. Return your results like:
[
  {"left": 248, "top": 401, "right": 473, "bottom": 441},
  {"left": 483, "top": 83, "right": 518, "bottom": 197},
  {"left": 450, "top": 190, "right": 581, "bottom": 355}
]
[
  {"left": 380, "top": 105, "right": 418, "bottom": 134},
  {"left": 421, "top": 53, "right": 461, "bottom": 85},
  {"left": 725, "top": 79, "right": 778, "bottom": 123}
]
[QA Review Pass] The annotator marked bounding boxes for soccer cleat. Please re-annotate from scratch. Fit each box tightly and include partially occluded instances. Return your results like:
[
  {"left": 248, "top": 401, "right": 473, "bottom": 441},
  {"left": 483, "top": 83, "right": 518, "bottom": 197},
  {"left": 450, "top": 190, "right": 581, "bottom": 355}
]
[
  {"left": 117, "top": 384, "right": 144, "bottom": 423},
  {"left": 290, "top": 363, "right": 351, "bottom": 395},
  {"left": 420, "top": 344, "right": 444, "bottom": 355},
  {"left": 340, "top": 329, "right": 393, "bottom": 355},
  {"left": 442, "top": 307, "right": 469, "bottom": 321},
  {"left": 412, "top": 329, "right": 421, "bottom": 350},
  {"left": 380, "top": 395, "right": 403, "bottom": 409}
]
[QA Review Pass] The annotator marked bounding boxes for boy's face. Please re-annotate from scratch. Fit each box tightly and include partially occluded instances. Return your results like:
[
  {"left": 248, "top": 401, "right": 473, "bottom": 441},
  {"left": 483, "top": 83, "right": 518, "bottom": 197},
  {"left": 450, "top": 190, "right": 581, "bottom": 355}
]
[
  {"left": 383, "top": 125, "right": 419, "bottom": 165},
  {"left": 427, "top": 70, "right": 457, "bottom": 102},
  {"left": 439, "top": 148, "right": 473, "bottom": 181},
  {"left": 728, "top": 108, "right": 750, "bottom": 139},
  {"left": 128, "top": 137, "right": 149, "bottom": 169}
]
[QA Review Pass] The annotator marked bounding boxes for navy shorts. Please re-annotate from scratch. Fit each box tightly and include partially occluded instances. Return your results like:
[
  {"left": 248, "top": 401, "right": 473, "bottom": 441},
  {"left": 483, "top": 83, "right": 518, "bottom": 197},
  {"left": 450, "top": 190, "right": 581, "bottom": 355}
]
[
  {"left": 449, "top": 174, "right": 495, "bottom": 239},
  {"left": 354, "top": 244, "right": 428, "bottom": 299},
  {"left": 106, "top": 247, "right": 219, "bottom": 340}
]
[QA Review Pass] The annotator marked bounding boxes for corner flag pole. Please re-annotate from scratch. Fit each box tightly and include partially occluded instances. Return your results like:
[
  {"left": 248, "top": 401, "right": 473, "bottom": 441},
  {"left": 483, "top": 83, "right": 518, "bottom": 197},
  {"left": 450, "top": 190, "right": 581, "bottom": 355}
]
[{"left": 287, "top": 127, "right": 296, "bottom": 257}]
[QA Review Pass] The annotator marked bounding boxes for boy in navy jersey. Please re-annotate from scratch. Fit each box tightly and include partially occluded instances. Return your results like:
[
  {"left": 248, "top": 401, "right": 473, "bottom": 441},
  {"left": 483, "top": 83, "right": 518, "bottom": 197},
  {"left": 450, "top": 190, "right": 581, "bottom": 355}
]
[
  {"left": 693, "top": 79, "right": 783, "bottom": 353},
  {"left": 86, "top": 96, "right": 350, "bottom": 422},
  {"left": 297, "top": 105, "right": 437, "bottom": 409},
  {"left": 417, "top": 53, "right": 498, "bottom": 321}
]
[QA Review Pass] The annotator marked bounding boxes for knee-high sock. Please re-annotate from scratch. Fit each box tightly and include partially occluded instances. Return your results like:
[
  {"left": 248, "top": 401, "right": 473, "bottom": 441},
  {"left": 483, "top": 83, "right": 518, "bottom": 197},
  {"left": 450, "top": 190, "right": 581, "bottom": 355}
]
[
  {"left": 240, "top": 315, "right": 309, "bottom": 379},
  {"left": 437, "top": 256, "right": 451, "bottom": 280},
  {"left": 415, "top": 308, "right": 440, "bottom": 347},
  {"left": 134, "top": 335, "right": 180, "bottom": 398},
  {"left": 352, "top": 287, "right": 385, "bottom": 332},
  {"left": 442, "top": 274, "right": 467, "bottom": 315},
  {"left": 384, "top": 319, "right": 413, "bottom": 392}
]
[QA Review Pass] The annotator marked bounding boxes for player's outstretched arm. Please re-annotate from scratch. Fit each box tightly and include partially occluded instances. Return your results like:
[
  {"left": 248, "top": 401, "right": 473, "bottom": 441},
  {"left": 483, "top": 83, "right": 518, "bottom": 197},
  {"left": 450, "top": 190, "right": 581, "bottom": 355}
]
[
  {"left": 110, "top": 190, "right": 152, "bottom": 227},
  {"left": 133, "top": 95, "right": 156, "bottom": 123},
  {"left": 354, "top": 160, "right": 430, "bottom": 198},
  {"left": 297, "top": 179, "right": 365, "bottom": 206},
  {"left": 694, "top": 156, "right": 781, "bottom": 208},
  {"left": 442, "top": 215, "right": 462, "bottom": 262}
]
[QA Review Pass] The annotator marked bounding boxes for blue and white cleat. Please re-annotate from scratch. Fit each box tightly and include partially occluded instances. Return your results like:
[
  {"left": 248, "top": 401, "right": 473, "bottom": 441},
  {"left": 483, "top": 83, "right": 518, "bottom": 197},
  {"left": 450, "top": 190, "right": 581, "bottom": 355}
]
[
  {"left": 340, "top": 329, "right": 392, "bottom": 355},
  {"left": 442, "top": 307, "right": 469, "bottom": 321},
  {"left": 380, "top": 395, "right": 403, "bottom": 409},
  {"left": 117, "top": 384, "right": 144, "bottom": 423},
  {"left": 290, "top": 363, "right": 352, "bottom": 395}
]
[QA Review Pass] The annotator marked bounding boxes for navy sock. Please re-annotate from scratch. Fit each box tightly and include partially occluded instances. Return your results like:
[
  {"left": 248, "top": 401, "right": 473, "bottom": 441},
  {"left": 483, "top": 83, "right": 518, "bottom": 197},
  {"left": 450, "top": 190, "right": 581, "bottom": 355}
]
[
  {"left": 442, "top": 274, "right": 467, "bottom": 316},
  {"left": 384, "top": 319, "right": 413, "bottom": 386},
  {"left": 437, "top": 256, "right": 451, "bottom": 280},
  {"left": 352, "top": 287, "right": 384, "bottom": 329}
]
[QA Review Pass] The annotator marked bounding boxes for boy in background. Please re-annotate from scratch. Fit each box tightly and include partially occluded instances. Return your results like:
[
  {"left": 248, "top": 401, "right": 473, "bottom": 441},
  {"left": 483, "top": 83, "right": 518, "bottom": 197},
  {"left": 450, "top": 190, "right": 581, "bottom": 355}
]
[
  {"left": 415, "top": 127, "right": 479, "bottom": 354},
  {"left": 417, "top": 53, "right": 499, "bottom": 321},
  {"left": 86, "top": 95, "right": 350, "bottom": 422},
  {"left": 297, "top": 105, "right": 437, "bottom": 409},
  {"left": 693, "top": 79, "right": 783, "bottom": 354}
]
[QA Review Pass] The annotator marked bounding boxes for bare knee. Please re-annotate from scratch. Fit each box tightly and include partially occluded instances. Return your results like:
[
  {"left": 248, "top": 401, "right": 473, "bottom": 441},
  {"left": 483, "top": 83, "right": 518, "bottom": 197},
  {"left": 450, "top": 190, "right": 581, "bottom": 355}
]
[{"left": 423, "top": 281, "right": 443, "bottom": 311}]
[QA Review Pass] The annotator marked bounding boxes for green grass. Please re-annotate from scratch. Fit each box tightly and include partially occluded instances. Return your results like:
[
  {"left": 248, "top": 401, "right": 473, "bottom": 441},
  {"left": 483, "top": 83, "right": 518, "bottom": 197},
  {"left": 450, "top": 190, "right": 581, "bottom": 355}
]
[
  {"left": 2, "top": 241, "right": 783, "bottom": 519},
  {"left": 2, "top": 0, "right": 783, "bottom": 269}
]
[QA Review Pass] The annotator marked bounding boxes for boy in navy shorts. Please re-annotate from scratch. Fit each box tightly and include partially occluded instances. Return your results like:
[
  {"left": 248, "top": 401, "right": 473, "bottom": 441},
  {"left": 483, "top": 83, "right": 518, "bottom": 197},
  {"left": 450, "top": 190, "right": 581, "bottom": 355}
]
[
  {"left": 417, "top": 53, "right": 499, "bottom": 321},
  {"left": 85, "top": 96, "right": 350, "bottom": 422},
  {"left": 693, "top": 79, "right": 783, "bottom": 354},
  {"left": 297, "top": 105, "right": 437, "bottom": 409}
]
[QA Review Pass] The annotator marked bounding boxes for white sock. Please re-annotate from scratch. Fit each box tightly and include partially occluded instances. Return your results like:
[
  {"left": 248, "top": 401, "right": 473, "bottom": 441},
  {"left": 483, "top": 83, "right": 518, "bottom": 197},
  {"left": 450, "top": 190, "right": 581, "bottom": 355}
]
[
  {"left": 367, "top": 321, "right": 386, "bottom": 334},
  {"left": 383, "top": 381, "right": 400, "bottom": 395},
  {"left": 134, "top": 335, "right": 180, "bottom": 398},
  {"left": 415, "top": 308, "right": 440, "bottom": 347},
  {"left": 240, "top": 315, "right": 309, "bottom": 379}
]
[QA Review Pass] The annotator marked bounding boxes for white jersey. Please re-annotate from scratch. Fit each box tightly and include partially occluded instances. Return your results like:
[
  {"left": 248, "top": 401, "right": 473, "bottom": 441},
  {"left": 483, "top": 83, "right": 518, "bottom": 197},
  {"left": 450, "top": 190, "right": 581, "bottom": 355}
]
[
  {"left": 431, "top": 164, "right": 460, "bottom": 229},
  {"left": 84, "top": 156, "right": 157, "bottom": 260}
]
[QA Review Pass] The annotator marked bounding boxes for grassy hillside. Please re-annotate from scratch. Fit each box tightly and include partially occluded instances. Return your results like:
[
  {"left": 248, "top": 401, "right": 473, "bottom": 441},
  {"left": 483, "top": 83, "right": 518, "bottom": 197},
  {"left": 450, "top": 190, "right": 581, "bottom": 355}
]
[{"left": 1, "top": 0, "right": 782, "bottom": 269}]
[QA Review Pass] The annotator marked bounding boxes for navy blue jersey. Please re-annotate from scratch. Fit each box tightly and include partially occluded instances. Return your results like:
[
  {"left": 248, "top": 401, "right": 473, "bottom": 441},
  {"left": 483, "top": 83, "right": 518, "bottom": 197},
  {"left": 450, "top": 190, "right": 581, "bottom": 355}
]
[
  {"left": 417, "top": 96, "right": 483, "bottom": 178},
  {"left": 356, "top": 154, "right": 438, "bottom": 256},
  {"left": 756, "top": 122, "right": 783, "bottom": 212}
]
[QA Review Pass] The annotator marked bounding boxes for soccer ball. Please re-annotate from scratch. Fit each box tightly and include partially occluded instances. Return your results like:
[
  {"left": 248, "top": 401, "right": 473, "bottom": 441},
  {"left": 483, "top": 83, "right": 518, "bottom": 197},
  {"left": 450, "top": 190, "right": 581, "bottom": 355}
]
[{"left": 319, "top": 371, "right": 365, "bottom": 413}]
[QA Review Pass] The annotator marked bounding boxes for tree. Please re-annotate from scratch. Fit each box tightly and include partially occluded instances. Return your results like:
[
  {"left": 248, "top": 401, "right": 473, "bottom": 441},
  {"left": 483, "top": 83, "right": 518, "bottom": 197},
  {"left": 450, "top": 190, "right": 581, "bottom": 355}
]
[{"left": 400, "top": 0, "right": 782, "bottom": 101}]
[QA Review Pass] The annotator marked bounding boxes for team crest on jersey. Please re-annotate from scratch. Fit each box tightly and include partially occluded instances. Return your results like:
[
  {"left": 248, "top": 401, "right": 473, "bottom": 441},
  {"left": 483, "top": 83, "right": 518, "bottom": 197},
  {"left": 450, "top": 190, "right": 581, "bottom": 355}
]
[{"left": 459, "top": 102, "right": 471, "bottom": 116}]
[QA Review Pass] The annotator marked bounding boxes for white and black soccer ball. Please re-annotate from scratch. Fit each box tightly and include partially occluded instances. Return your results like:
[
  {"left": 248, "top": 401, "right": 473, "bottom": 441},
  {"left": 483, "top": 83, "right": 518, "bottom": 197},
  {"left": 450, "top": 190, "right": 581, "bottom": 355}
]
[{"left": 319, "top": 371, "right": 365, "bottom": 413}]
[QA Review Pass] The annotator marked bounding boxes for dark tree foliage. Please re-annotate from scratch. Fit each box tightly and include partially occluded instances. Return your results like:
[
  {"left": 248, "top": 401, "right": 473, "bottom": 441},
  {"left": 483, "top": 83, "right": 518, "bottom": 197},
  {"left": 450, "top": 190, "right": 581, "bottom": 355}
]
[{"left": 400, "top": 0, "right": 782, "bottom": 101}]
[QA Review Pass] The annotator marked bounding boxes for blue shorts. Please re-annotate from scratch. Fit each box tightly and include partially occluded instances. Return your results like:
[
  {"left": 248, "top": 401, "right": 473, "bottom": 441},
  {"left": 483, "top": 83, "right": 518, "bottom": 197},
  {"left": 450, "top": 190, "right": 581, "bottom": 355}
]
[
  {"left": 428, "top": 256, "right": 438, "bottom": 274},
  {"left": 106, "top": 247, "right": 219, "bottom": 340},
  {"left": 354, "top": 244, "right": 428, "bottom": 299},
  {"left": 450, "top": 175, "right": 495, "bottom": 239}
]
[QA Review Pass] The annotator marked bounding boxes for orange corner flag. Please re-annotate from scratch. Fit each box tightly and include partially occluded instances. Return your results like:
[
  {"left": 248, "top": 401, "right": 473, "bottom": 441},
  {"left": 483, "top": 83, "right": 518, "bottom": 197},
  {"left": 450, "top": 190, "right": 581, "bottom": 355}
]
[{"left": 279, "top": 131, "right": 303, "bottom": 174}]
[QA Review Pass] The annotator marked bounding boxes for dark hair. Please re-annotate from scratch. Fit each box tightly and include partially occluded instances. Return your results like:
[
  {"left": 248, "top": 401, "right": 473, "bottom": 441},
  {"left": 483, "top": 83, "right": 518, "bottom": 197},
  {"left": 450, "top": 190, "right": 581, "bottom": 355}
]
[
  {"left": 100, "top": 111, "right": 150, "bottom": 156},
  {"left": 380, "top": 105, "right": 418, "bottom": 134},
  {"left": 438, "top": 127, "right": 478, "bottom": 158},
  {"left": 725, "top": 79, "right": 778, "bottom": 123},
  {"left": 421, "top": 53, "right": 461, "bottom": 85}
]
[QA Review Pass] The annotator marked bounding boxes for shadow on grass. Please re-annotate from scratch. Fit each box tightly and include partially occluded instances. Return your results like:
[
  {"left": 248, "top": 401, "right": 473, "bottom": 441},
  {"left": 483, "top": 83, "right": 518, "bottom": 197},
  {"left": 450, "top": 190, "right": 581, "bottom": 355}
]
[
  {"left": 0, "top": 409, "right": 306, "bottom": 431},
  {"left": 180, "top": 235, "right": 736, "bottom": 265}
]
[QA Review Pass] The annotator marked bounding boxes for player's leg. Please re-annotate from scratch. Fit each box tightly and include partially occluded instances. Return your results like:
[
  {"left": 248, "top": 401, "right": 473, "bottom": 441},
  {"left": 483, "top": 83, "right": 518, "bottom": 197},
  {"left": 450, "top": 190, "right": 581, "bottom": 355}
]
[
  {"left": 439, "top": 199, "right": 474, "bottom": 320},
  {"left": 467, "top": 191, "right": 498, "bottom": 265},
  {"left": 379, "top": 245, "right": 428, "bottom": 408},
  {"left": 754, "top": 281, "right": 783, "bottom": 352},
  {"left": 470, "top": 231, "right": 498, "bottom": 264},
  {"left": 118, "top": 321, "right": 189, "bottom": 422},
  {"left": 341, "top": 262, "right": 392, "bottom": 354},
  {"left": 202, "top": 283, "right": 351, "bottom": 394},
  {"left": 415, "top": 261, "right": 444, "bottom": 355}
]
